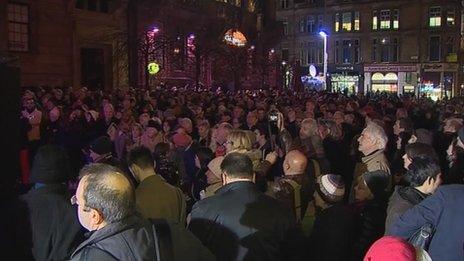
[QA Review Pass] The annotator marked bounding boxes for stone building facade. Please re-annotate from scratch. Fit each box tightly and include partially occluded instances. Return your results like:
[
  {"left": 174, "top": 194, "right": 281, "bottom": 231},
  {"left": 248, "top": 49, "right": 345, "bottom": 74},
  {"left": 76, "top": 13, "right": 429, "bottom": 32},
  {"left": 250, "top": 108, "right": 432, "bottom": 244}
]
[{"left": 276, "top": 0, "right": 463, "bottom": 98}]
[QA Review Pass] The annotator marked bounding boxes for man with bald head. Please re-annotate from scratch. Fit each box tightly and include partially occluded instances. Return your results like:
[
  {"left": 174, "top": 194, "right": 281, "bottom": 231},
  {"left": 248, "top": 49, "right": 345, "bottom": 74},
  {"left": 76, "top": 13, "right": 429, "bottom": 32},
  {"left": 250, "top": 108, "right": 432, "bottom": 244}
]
[
  {"left": 70, "top": 163, "right": 214, "bottom": 260},
  {"left": 270, "top": 150, "right": 311, "bottom": 223}
]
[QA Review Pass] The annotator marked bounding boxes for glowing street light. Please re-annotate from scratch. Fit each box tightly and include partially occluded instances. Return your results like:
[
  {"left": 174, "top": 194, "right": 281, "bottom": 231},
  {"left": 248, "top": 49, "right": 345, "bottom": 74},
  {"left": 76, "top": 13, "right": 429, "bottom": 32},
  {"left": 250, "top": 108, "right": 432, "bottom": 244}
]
[
  {"left": 152, "top": 27, "right": 160, "bottom": 34},
  {"left": 319, "top": 30, "right": 328, "bottom": 91}
]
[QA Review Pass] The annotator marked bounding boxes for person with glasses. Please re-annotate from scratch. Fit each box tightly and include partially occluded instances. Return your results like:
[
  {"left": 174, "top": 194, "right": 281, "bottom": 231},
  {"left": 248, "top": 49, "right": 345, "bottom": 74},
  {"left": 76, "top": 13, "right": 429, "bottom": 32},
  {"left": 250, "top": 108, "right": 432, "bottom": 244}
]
[{"left": 69, "top": 163, "right": 213, "bottom": 261}]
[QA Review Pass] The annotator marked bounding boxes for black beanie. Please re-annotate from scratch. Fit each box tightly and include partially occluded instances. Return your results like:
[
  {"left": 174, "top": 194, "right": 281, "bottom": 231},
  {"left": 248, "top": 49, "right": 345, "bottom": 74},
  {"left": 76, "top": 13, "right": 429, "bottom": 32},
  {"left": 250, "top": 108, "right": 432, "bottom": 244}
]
[
  {"left": 30, "top": 145, "right": 70, "bottom": 184},
  {"left": 364, "top": 170, "right": 390, "bottom": 199}
]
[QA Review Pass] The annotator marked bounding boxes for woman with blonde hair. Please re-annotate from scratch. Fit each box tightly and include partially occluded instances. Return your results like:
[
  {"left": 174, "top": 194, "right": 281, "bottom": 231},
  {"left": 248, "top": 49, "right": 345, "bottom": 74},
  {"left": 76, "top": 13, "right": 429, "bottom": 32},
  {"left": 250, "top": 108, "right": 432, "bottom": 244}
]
[
  {"left": 225, "top": 130, "right": 253, "bottom": 154},
  {"left": 224, "top": 129, "right": 277, "bottom": 191}
]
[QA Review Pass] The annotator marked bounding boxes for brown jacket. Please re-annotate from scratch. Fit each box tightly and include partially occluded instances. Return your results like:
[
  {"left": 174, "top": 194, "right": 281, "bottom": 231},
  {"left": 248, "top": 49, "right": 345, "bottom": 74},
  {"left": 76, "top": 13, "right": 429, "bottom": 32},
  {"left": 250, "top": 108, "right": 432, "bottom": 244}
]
[
  {"left": 362, "top": 149, "right": 390, "bottom": 174},
  {"left": 135, "top": 175, "right": 186, "bottom": 225}
]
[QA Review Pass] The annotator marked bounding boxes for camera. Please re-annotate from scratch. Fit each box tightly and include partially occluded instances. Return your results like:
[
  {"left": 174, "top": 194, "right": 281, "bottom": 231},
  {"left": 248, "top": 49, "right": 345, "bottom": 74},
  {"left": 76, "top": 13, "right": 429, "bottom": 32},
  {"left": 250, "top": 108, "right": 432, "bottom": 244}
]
[{"left": 268, "top": 110, "right": 279, "bottom": 122}]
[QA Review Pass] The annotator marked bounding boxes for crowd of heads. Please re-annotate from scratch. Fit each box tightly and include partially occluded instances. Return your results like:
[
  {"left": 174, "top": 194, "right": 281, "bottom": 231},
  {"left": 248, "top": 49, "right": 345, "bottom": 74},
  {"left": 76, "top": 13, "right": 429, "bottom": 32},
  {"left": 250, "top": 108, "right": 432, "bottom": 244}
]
[{"left": 18, "top": 85, "right": 464, "bottom": 260}]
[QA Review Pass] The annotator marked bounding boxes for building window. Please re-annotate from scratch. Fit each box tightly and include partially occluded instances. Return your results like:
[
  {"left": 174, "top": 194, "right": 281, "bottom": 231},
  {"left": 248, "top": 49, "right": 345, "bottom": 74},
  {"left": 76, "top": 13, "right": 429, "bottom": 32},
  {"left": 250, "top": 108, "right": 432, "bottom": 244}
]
[
  {"left": 299, "top": 19, "right": 306, "bottom": 33},
  {"left": 429, "top": 36, "right": 440, "bottom": 61},
  {"left": 335, "top": 41, "right": 340, "bottom": 64},
  {"left": 445, "top": 37, "right": 456, "bottom": 62},
  {"left": 300, "top": 49, "right": 307, "bottom": 65},
  {"left": 380, "top": 40, "right": 390, "bottom": 62},
  {"left": 373, "top": 9, "right": 399, "bottom": 30},
  {"left": 342, "top": 12, "right": 352, "bottom": 31},
  {"left": 281, "top": 0, "right": 289, "bottom": 9},
  {"left": 75, "top": 0, "right": 112, "bottom": 13},
  {"left": 392, "top": 38, "right": 398, "bottom": 62},
  {"left": 429, "top": 7, "right": 441, "bottom": 27},
  {"left": 354, "top": 39, "right": 360, "bottom": 63},
  {"left": 318, "top": 15, "right": 324, "bottom": 31},
  {"left": 335, "top": 13, "right": 340, "bottom": 32},
  {"left": 373, "top": 37, "right": 398, "bottom": 62},
  {"left": 283, "top": 21, "right": 288, "bottom": 36},
  {"left": 447, "top": 9, "right": 455, "bottom": 26},
  {"left": 307, "top": 16, "right": 315, "bottom": 33},
  {"left": 342, "top": 40, "right": 351, "bottom": 63},
  {"left": 393, "top": 9, "right": 399, "bottom": 29},
  {"left": 372, "top": 39, "right": 377, "bottom": 62},
  {"left": 7, "top": 3, "right": 29, "bottom": 52},
  {"left": 282, "top": 49, "right": 289, "bottom": 61},
  {"left": 307, "top": 42, "right": 317, "bottom": 64},
  {"left": 354, "top": 11, "right": 360, "bottom": 31},
  {"left": 380, "top": 10, "right": 391, "bottom": 29}
]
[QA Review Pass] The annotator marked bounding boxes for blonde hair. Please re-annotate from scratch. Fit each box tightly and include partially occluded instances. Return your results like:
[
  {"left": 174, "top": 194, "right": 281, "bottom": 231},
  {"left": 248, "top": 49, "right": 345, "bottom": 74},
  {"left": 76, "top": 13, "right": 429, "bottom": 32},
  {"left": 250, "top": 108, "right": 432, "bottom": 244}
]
[{"left": 227, "top": 130, "right": 252, "bottom": 152}]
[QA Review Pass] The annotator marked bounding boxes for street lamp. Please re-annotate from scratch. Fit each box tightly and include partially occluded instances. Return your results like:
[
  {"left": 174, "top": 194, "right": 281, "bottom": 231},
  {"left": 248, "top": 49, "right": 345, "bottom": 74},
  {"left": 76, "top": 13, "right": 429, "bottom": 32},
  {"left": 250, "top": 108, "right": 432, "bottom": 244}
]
[{"left": 319, "top": 30, "right": 328, "bottom": 91}]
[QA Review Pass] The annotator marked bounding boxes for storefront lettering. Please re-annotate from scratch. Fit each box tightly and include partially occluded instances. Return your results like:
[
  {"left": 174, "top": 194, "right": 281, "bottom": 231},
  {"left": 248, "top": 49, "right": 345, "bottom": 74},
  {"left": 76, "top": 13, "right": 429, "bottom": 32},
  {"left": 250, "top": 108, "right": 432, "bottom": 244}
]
[{"left": 364, "top": 64, "right": 417, "bottom": 72}]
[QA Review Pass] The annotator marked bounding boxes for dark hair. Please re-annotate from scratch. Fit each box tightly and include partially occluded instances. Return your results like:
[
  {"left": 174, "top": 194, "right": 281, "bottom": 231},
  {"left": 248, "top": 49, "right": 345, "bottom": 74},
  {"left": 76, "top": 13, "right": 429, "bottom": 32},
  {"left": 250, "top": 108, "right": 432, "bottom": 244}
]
[
  {"left": 397, "top": 118, "right": 413, "bottom": 133},
  {"left": 154, "top": 142, "right": 171, "bottom": 157},
  {"left": 126, "top": 146, "right": 154, "bottom": 169},
  {"left": 405, "top": 156, "right": 441, "bottom": 187},
  {"left": 220, "top": 152, "right": 254, "bottom": 179},
  {"left": 405, "top": 143, "right": 438, "bottom": 162},
  {"left": 196, "top": 147, "right": 214, "bottom": 169},
  {"left": 252, "top": 124, "right": 269, "bottom": 140},
  {"left": 80, "top": 163, "right": 135, "bottom": 223}
]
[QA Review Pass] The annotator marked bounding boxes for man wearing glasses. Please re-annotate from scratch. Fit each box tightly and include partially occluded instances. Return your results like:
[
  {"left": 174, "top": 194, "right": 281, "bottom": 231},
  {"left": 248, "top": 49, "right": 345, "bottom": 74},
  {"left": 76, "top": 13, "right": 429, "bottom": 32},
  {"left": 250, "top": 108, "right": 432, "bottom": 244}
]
[{"left": 69, "top": 163, "right": 213, "bottom": 261}]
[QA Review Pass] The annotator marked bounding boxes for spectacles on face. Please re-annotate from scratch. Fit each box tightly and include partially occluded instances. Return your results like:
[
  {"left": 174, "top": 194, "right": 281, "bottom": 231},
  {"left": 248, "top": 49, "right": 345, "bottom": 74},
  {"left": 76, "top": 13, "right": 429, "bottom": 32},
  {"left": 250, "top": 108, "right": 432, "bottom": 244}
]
[{"left": 71, "top": 195, "right": 91, "bottom": 212}]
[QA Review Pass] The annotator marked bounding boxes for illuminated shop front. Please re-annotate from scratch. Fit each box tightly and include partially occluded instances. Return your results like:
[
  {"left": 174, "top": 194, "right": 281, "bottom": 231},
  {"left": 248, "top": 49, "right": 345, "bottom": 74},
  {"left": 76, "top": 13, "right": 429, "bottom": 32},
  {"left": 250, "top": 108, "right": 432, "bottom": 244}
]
[
  {"left": 364, "top": 64, "right": 418, "bottom": 94},
  {"left": 328, "top": 65, "right": 363, "bottom": 94},
  {"left": 420, "top": 63, "right": 457, "bottom": 100},
  {"left": 371, "top": 72, "right": 398, "bottom": 92},
  {"left": 331, "top": 74, "right": 359, "bottom": 93}
]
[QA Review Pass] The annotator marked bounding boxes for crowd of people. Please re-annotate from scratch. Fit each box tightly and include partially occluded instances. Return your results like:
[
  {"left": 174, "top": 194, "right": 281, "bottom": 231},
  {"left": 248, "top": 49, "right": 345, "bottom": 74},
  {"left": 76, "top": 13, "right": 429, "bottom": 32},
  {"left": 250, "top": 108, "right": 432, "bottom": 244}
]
[{"left": 10, "top": 85, "right": 464, "bottom": 260}]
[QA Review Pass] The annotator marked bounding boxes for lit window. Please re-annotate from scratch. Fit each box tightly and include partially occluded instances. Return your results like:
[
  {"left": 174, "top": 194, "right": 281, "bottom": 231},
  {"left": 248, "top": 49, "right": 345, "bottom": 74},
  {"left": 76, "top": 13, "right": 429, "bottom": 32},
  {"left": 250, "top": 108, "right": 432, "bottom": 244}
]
[
  {"left": 7, "top": 3, "right": 29, "bottom": 52},
  {"left": 342, "top": 12, "right": 352, "bottom": 31},
  {"left": 447, "top": 9, "right": 455, "bottom": 26},
  {"left": 372, "top": 11, "right": 378, "bottom": 30},
  {"left": 429, "top": 7, "right": 441, "bottom": 27},
  {"left": 307, "top": 16, "right": 315, "bottom": 33},
  {"left": 335, "top": 13, "right": 340, "bottom": 32},
  {"left": 380, "top": 10, "right": 391, "bottom": 29},
  {"left": 393, "top": 9, "right": 399, "bottom": 29},
  {"left": 354, "top": 11, "right": 360, "bottom": 31}
]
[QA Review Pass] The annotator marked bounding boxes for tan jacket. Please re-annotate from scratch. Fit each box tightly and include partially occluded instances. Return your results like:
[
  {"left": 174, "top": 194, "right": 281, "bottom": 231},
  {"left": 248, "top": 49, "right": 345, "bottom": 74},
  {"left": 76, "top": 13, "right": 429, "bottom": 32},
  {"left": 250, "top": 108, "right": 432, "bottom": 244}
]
[
  {"left": 135, "top": 175, "right": 186, "bottom": 225},
  {"left": 362, "top": 149, "right": 390, "bottom": 174}
]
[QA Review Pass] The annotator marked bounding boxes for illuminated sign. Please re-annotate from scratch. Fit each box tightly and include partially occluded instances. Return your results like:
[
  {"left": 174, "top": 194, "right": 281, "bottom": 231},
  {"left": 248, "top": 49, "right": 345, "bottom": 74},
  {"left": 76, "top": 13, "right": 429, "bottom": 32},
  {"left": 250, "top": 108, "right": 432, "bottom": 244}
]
[
  {"left": 224, "top": 29, "right": 247, "bottom": 47},
  {"left": 309, "top": 64, "right": 317, "bottom": 77},
  {"left": 147, "top": 62, "right": 160, "bottom": 75}
]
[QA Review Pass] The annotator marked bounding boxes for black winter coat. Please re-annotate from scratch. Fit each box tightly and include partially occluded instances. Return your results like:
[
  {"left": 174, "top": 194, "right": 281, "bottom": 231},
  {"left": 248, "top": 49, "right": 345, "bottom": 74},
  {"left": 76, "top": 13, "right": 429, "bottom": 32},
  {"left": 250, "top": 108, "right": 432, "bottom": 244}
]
[
  {"left": 189, "top": 181, "right": 303, "bottom": 261},
  {"left": 350, "top": 201, "right": 386, "bottom": 261},
  {"left": 309, "top": 203, "right": 355, "bottom": 261},
  {"left": 22, "top": 184, "right": 83, "bottom": 261},
  {"left": 70, "top": 215, "right": 214, "bottom": 261}
]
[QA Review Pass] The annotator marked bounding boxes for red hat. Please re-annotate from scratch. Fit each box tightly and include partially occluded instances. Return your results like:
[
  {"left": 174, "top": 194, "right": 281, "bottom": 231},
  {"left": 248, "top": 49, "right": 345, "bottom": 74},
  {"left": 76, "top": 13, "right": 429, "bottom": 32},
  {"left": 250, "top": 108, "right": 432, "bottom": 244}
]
[
  {"left": 172, "top": 133, "right": 192, "bottom": 148},
  {"left": 364, "top": 236, "right": 415, "bottom": 261}
]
